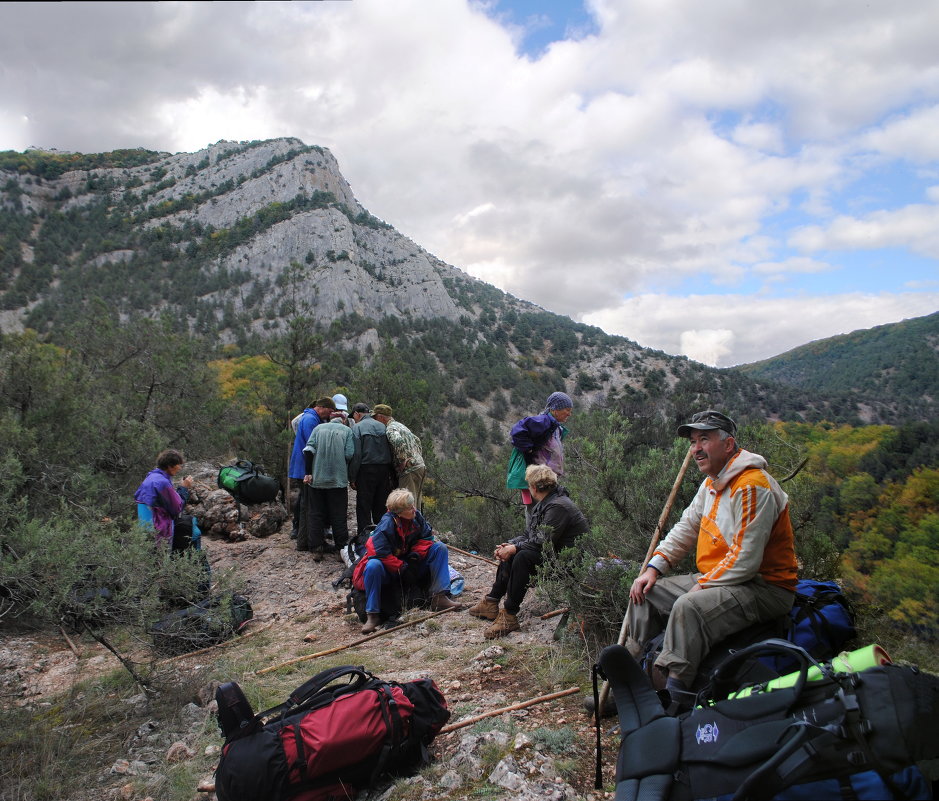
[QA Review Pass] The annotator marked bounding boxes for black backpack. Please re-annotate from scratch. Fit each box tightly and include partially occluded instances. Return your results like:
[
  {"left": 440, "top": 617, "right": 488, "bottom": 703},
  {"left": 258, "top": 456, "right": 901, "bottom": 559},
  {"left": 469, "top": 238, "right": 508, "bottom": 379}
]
[
  {"left": 217, "top": 460, "right": 281, "bottom": 505},
  {"left": 149, "top": 593, "right": 253, "bottom": 654},
  {"left": 594, "top": 640, "right": 938, "bottom": 801}
]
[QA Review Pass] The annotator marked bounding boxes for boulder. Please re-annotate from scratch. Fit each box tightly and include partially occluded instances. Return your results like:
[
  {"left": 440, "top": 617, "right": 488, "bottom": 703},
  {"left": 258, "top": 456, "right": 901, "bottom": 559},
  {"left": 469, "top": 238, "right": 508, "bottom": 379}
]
[{"left": 182, "top": 462, "right": 287, "bottom": 541}]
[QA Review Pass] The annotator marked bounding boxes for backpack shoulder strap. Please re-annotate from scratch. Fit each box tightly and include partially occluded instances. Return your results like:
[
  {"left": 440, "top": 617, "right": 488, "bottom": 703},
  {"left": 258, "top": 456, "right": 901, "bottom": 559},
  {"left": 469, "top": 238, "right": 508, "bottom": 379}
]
[
  {"left": 256, "top": 665, "right": 374, "bottom": 721},
  {"left": 596, "top": 644, "right": 681, "bottom": 799}
]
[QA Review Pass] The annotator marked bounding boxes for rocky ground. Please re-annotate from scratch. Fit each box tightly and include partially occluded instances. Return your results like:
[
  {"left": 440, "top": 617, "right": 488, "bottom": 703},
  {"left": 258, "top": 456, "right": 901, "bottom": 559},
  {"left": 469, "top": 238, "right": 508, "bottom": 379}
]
[{"left": 0, "top": 464, "right": 619, "bottom": 801}]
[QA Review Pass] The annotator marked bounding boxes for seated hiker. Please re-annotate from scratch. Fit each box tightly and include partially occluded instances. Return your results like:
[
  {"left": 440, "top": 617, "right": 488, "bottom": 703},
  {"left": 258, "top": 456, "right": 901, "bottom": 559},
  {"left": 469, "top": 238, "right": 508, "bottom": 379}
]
[
  {"left": 134, "top": 449, "right": 194, "bottom": 549},
  {"left": 624, "top": 410, "right": 797, "bottom": 708},
  {"left": 468, "top": 464, "right": 588, "bottom": 639},
  {"left": 352, "top": 488, "right": 462, "bottom": 634}
]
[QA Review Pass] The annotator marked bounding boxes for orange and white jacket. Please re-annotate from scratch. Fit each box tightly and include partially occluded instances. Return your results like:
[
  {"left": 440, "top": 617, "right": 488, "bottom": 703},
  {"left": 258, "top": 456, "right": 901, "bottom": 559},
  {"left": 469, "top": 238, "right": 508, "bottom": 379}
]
[{"left": 649, "top": 450, "right": 797, "bottom": 591}]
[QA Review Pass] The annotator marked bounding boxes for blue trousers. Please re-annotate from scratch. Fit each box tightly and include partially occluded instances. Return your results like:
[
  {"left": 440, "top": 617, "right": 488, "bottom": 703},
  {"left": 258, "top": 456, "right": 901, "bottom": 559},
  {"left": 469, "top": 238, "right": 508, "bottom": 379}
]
[{"left": 363, "top": 541, "right": 451, "bottom": 613}]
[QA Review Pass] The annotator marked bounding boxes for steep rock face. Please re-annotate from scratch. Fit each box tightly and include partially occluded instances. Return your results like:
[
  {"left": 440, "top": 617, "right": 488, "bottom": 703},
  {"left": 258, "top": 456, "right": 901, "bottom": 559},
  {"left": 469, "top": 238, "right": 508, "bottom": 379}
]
[
  {"left": 140, "top": 139, "right": 362, "bottom": 230},
  {"left": 220, "top": 206, "right": 463, "bottom": 324},
  {"left": 0, "top": 137, "right": 468, "bottom": 329}
]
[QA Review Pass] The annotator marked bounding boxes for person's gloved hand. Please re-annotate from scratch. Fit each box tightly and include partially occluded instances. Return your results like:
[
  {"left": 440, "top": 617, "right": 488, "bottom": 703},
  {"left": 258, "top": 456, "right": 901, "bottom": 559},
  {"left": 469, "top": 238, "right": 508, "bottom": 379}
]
[{"left": 399, "top": 553, "right": 421, "bottom": 586}]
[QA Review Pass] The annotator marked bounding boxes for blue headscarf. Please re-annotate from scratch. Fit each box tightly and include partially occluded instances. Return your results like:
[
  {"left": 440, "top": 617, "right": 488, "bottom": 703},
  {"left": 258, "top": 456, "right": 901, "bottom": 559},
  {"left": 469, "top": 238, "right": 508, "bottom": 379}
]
[{"left": 543, "top": 392, "right": 573, "bottom": 414}]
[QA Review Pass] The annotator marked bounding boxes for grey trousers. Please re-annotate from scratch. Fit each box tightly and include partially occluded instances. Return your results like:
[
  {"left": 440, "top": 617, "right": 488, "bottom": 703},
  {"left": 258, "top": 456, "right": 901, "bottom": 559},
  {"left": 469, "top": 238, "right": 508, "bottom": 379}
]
[{"left": 624, "top": 574, "right": 793, "bottom": 686}]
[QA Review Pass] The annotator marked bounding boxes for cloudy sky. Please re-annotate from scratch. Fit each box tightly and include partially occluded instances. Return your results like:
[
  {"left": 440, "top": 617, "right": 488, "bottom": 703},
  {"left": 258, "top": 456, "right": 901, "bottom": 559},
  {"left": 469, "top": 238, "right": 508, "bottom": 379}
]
[{"left": 2, "top": 0, "right": 938, "bottom": 366}]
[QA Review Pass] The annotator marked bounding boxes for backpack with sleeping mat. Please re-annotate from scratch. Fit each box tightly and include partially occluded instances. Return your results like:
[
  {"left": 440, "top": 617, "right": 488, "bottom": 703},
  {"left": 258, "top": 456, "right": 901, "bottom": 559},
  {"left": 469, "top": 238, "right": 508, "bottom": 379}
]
[
  {"left": 594, "top": 639, "right": 939, "bottom": 801},
  {"left": 214, "top": 664, "right": 450, "bottom": 801}
]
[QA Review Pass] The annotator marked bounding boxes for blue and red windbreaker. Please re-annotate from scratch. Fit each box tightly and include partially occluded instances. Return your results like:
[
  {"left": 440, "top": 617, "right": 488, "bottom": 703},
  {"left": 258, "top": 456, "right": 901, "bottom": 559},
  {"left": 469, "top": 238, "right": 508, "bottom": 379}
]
[{"left": 352, "top": 509, "right": 434, "bottom": 590}]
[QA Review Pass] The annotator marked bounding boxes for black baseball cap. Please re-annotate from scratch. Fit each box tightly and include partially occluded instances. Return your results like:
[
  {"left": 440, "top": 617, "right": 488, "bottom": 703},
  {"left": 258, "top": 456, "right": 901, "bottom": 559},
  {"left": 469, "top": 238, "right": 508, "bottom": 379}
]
[
  {"left": 351, "top": 403, "right": 370, "bottom": 414},
  {"left": 677, "top": 410, "right": 737, "bottom": 438}
]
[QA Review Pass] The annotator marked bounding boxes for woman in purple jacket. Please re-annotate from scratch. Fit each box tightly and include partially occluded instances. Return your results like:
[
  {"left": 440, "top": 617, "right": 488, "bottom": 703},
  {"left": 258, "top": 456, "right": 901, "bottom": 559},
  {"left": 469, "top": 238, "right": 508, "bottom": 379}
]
[
  {"left": 134, "top": 449, "right": 194, "bottom": 548},
  {"left": 506, "top": 391, "right": 573, "bottom": 514}
]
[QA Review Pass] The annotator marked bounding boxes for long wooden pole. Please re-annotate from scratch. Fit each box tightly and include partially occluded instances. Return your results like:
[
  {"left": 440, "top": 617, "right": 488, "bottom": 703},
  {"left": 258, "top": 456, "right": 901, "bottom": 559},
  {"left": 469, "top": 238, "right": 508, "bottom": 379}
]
[
  {"left": 256, "top": 608, "right": 456, "bottom": 674},
  {"left": 597, "top": 445, "right": 694, "bottom": 713},
  {"left": 439, "top": 686, "right": 580, "bottom": 734},
  {"left": 447, "top": 544, "right": 498, "bottom": 566}
]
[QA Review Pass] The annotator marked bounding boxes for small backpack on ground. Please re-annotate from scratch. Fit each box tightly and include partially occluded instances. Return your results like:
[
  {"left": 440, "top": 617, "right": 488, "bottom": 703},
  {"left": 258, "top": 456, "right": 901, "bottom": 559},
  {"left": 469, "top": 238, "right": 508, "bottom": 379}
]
[
  {"left": 594, "top": 639, "right": 939, "bottom": 801},
  {"left": 171, "top": 513, "right": 211, "bottom": 596},
  {"left": 774, "top": 579, "right": 856, "bottom": 670},
  {"left": 214, "top": 665, "right": 450, "bottom": 801},
  {"left": 171, "top": 513, "right": 202, "bottom": 552},
  {"left": 149, "top": 593, "right": 253, "bottom": 655},
  {"left": 217, "top": 460, "right": 281, "bottom": 505},
  {"left": 345, "top": 572, "right": 433, "bottom": 627}
]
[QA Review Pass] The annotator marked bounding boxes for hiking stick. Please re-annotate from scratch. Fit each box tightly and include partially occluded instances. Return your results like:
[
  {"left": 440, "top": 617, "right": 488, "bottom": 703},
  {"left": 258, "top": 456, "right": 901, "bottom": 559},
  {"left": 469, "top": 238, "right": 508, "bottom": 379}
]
[
  {"left": 638, "top": 444, "right": 695, "bottom": 575},
  {"left": 256, "top": 607, "right": 456, "bottom": 674},
  {"left": 781, "top": 457, "right": 809, "bottom": 483},
  {"left": 446, "top": 544, "right": 498, "bottom": 566},
  {"left": 439, "top": 686, "right": 580, "bottom": 734},
  {"left": 596, "top": 445, "right": 694, "bottom": 713}
]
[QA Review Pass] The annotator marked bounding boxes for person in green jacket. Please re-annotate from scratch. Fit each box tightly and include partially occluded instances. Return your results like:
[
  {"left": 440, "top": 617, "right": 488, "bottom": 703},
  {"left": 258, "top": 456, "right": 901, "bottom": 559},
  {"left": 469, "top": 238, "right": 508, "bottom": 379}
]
[{"left": 303, "top": 414, "right": 355, "bottom": 562}]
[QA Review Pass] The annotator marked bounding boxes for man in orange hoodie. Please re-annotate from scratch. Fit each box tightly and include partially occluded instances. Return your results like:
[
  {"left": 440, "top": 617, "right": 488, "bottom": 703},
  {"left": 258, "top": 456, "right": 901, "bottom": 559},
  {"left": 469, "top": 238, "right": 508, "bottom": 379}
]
[{"left": 625, "top": 410, "right": 797, "bottom": 706}]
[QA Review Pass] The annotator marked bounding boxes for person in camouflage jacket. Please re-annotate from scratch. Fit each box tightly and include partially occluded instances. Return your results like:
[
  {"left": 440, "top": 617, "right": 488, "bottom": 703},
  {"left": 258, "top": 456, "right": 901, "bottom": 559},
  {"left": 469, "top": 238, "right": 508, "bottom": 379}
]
[{"left": 372, "top": 404, "right": 426, "bottom": 509}]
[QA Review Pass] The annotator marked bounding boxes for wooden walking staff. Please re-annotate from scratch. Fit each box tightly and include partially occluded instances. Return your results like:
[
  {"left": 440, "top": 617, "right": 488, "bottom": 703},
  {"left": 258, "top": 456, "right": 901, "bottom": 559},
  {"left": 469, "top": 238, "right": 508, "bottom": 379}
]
[
  {"left": 440, "top": 686, "right": 580, "bottom": 734},
  {"left": 596, "top": 445, "right": 694, "bottom": 713}
]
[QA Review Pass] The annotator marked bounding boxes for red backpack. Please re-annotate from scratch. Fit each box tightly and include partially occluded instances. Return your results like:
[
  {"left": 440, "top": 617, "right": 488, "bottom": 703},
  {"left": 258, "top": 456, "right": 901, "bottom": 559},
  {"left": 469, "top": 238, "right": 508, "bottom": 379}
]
[{"left": 214, "top": 665, "right": 449, "bottom": 801}]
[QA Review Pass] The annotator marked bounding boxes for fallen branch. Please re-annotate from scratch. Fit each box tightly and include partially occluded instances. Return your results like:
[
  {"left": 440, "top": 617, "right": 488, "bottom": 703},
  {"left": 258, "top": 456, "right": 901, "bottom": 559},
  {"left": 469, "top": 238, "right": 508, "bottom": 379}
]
[
  {"left": 59, "top": 624, "right": 81, "bottom": 658},
  {"left": 439, "top": 686, "right": 580, "bottom": 734},
  {"left": 446, "top": 544, "right": 498, "bottom": 566},
  {"left": 540, "top": 608, "right": 569, "bottom": 620},
  {"left": 256, "top": 608, "right": 456, "bottom": 675},
  {"left": 158, "top": 621, "right": 274, "bottom": 665}
]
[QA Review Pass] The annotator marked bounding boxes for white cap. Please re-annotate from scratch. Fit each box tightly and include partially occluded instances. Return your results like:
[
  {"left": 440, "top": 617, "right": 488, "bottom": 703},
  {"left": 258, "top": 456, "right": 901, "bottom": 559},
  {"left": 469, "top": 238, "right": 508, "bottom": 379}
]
[{"left": 332, "top": 393, "right": 349, "bottom": 411}]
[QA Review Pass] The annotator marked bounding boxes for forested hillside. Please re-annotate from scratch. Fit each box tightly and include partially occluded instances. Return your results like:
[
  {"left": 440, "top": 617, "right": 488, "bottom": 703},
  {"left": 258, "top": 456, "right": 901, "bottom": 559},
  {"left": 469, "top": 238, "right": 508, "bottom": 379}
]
[
  {"left": 738, "top": 311, "right": 939, "bottom": 422},
  {"left": 0, "top": 138, "right": 905, "bottom": 435}
]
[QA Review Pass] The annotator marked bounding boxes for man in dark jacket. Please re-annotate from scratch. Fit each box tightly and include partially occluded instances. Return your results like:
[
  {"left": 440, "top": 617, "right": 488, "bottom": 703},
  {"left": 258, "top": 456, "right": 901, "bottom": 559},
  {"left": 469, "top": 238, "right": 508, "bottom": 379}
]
[
  {"left": 469, "top": 464, "right": 588, "bottom": 638},
  {"left": 348, "top": 402, "right": 395, "bottom": 537}
]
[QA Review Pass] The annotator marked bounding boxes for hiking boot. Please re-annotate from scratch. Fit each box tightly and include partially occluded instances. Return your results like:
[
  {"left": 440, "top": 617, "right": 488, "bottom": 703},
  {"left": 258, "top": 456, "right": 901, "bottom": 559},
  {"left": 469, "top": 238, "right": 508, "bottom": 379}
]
[
  {"left": 467, "top": 596, "right": 500, "bottom": 621},
  {"left": 430, "top": 593, "right": 464, "bottom": 612},
  {"left": 484, "top": 609, "right": 520, "bottom": 639},
  {"left": 361, "top": 613, "right": 382, "bottom": 634},
  {"left": 311, "top": 547, "right": 324, "bottom": 563}
]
